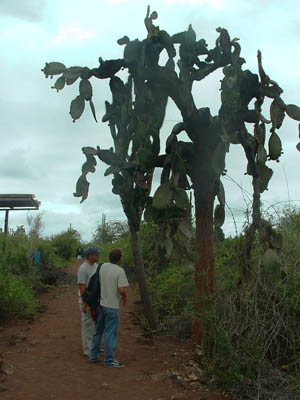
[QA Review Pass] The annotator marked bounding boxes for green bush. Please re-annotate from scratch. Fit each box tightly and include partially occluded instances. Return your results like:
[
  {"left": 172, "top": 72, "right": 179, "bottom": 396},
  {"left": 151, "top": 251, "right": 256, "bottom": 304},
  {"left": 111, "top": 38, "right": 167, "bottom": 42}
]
[
  {"left": 149, "top": 264, "right": 194, "bottom": 321},
  {"left": 0, "top": 270, "right": 38, "bottom": 321},
  {"left": 0, "top": 228, "right": 81, "bottom": 323},
  {"left": 0, "top": 232, "right": 32, "bottom": 275},
  {"left": 51, "top": 229, "right": 81, "bottom": 261},
  {"left": 37, "top": 238, "right": 65, "bottom": 270}
]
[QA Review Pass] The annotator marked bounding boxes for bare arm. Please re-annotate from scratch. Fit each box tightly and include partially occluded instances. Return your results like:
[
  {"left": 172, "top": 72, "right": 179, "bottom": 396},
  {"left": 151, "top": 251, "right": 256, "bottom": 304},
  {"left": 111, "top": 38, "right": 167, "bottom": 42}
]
[
  {"left": 118, "top": 287, "right": 127, "bottom": 306},
  {"left": 79, "top": 283, "right": 87, "bottom": 312}
]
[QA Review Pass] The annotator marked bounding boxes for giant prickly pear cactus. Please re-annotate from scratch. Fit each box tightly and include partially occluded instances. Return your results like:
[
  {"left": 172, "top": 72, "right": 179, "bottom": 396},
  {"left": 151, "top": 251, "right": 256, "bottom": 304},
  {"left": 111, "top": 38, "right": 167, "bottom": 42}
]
[{"left": 42, "top": 6, "right": 300, "bottom": 351}]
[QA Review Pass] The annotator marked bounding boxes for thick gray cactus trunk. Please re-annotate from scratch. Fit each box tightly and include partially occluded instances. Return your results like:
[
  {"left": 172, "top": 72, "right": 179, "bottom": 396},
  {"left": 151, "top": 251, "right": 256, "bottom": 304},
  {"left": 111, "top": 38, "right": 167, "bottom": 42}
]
[{"left": 129, "top": 225, "right": 157, "bottom": 330}]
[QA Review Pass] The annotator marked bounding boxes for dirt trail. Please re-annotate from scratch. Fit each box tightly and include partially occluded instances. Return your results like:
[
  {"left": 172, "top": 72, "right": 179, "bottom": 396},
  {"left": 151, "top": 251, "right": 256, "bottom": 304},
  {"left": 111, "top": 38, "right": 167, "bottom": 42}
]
[{"left": 0, "top": 262, "right": 232, "bottom": 400}]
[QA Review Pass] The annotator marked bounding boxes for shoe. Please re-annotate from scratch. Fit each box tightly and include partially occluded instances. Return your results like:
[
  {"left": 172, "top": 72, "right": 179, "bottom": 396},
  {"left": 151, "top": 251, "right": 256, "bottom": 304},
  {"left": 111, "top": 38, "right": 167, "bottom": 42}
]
[
  {"left": 104, "top": 360, "right": 125, "bottom": 368},
  {"left": 89, "top": 357, "right": 100, "bottom": 362}
]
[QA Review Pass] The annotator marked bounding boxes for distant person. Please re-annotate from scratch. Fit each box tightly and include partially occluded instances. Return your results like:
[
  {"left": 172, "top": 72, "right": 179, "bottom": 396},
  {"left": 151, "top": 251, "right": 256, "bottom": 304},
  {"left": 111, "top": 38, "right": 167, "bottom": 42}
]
[
  {"left": 76, "top": 246, "right": 83, "bottom": 260},
  {"left": 77, "top": 246, "right": 101, "bottom": 357},
  {"left": 89, "top": 248, "right": 129, "bottom": 367},
  {"left": 32, "top": 250, "right": 41, "bottom": 273}
]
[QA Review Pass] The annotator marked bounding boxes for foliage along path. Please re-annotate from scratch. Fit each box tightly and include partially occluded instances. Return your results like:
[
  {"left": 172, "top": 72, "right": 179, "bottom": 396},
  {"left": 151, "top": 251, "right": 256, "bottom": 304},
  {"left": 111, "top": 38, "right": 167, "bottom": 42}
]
[{"left": 0, "top": 262, "right": 232, "bottom": 400}]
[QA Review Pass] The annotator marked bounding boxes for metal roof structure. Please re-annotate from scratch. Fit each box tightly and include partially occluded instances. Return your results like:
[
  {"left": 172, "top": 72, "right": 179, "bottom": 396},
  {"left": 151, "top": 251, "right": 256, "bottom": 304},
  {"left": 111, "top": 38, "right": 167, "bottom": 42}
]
[
  {"left": 0, "top": 194, "right": 40, "bottom": 210},
  {"left": 0, "top": 194, "right": 41, "bottom": 233}
]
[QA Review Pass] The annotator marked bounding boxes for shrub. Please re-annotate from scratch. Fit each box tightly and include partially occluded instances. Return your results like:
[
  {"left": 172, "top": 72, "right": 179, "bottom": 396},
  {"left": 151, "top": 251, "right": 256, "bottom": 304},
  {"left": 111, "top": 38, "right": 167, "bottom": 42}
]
[
  {"left": 0, "top": 270, "right": 38, "bottom": 321},
  {"left": 51, "top": 229, "right": 81, "bottom": 261},
  {"left": 0, "top": 232, "right": 32, "bottom": 275},
  {"left": 208, "top": 226, "right": 300, "bottom": 400},
  {"left": 37, "top": 238, "right": 65, "bottom": 270},
  {"left": 149, "top": 264, "right": 194, "bottom": 321}
]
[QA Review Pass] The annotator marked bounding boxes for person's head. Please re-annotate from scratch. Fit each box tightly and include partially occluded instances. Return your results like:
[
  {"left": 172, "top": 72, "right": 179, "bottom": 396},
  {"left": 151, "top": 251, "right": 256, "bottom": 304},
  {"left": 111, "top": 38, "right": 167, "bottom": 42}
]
[
  {"left": 109, "top": 248, "right": 123, "bottom": 265},
  {"left": 85, "top": 246, "right": 101, "bottom": 264}
]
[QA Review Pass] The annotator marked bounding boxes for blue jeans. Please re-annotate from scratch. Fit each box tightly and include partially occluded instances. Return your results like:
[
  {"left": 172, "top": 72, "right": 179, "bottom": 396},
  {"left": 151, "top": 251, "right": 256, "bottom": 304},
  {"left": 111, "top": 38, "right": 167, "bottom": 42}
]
[{"left": 89, "top": 305, "right": 119, "bottom": 365}]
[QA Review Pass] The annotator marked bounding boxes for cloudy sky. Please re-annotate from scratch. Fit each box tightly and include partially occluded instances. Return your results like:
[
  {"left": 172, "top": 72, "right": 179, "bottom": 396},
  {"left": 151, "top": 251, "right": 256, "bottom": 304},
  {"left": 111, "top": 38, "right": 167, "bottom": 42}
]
[{"left": 1, "top": 0, "right": 300, "bottom": 241}]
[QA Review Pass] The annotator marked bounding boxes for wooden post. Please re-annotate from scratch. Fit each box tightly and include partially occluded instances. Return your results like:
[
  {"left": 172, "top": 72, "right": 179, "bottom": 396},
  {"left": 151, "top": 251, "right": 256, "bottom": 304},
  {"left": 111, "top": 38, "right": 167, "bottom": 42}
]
[{"left": 4, "top": 210, "right": 9, "bottom": 234}]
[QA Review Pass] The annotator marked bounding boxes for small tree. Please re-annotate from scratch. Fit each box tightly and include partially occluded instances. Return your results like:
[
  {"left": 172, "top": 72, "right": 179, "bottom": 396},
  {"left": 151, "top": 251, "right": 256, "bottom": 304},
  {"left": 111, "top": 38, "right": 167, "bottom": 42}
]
[
  {"left": 27, "top": 211, "right": 44, "bottom": 240},
  {"left": 93, "top": 213, "right": 128, "bottom": 245}
]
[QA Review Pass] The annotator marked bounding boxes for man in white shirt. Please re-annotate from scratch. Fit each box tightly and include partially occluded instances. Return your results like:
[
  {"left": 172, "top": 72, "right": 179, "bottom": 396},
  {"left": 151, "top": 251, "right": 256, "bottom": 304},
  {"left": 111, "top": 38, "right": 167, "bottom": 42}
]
[
  {"left": 89, "top": 248, "right": 129, "bottom": 367},
  {"left": 77, "top": 246, "right": 101, "bottom": 356}
]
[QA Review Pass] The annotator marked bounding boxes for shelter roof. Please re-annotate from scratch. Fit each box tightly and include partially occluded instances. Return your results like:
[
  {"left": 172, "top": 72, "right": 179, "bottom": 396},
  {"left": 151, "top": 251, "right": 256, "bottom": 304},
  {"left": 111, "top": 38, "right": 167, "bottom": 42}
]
[{"left": 0, "top": 194, "right": 40, "bottom": 210}]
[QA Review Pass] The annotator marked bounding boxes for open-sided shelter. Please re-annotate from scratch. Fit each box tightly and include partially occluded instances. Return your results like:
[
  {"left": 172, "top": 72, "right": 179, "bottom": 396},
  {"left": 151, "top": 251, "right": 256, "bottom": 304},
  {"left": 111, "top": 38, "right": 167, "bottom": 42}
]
[{"left": 0, "top": 194, "right": 41, "bottom": 233}]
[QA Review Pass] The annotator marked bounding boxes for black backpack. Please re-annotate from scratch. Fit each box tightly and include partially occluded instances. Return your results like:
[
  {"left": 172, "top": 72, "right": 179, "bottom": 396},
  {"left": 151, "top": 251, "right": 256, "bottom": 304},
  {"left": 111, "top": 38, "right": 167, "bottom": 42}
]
[{"left": 82, "top": 263, "right": 102, "bottom": 310}]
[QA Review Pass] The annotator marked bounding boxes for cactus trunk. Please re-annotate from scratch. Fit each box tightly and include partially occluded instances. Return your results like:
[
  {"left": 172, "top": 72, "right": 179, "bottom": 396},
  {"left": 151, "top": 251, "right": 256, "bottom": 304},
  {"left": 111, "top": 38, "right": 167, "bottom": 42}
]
[
  {"left": 129, "top": 225, "right": 157, "bottom": 330},
  {"left": 192, "top": 172, "right": 215, "bottom": 352}
]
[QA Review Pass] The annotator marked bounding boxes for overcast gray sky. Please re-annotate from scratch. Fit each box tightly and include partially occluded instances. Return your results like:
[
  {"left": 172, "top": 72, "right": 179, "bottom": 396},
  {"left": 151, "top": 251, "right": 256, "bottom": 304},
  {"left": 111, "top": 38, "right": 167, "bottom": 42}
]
[{"left": 1, "top": 0, "right": 299, "bottom": 241}]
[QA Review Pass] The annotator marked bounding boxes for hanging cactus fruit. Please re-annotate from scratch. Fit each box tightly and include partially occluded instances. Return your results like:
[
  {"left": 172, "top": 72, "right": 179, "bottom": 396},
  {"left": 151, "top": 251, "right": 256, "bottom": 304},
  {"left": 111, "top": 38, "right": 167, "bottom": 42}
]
[
  {"left": 268, "top": 131, "right": 282, "bottom": 160},
  {"left": 79, "top": 79, "right": 93, "bottom": 100},
  {"left": 42, "top": 62, "right": 66, "bottom": 77},
  {"left": 286, "top": 104, "right": 300, "bottom": 121},
  {"left": 51, "top": 76, "right": 65, "bottom": 92},
  {"left": 70, "top": 95, "right": 85, "bottom": 122}
]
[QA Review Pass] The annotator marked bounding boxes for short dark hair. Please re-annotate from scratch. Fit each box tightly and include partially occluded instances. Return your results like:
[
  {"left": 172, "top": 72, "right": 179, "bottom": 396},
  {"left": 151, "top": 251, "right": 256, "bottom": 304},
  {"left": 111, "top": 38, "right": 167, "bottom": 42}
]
[{"left": 109, "top": 248, "right": 123, "bottom": 264}]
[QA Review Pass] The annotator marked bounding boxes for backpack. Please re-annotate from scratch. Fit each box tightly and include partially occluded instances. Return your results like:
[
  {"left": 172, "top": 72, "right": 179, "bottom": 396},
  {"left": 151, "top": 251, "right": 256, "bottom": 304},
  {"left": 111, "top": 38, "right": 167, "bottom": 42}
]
[{"left": 82, "top": 263, "right": 102, "bottom": 310}]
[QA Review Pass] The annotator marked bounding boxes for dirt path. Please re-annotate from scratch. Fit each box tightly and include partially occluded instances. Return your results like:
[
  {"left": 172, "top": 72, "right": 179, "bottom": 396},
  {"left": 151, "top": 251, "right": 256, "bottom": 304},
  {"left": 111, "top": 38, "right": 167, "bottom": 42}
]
[{"left": 0, "top": 262, "right": 232, "bottom": 400}]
